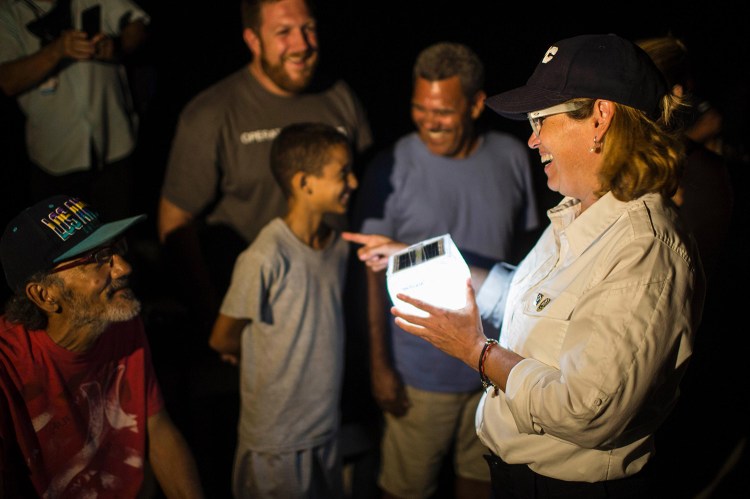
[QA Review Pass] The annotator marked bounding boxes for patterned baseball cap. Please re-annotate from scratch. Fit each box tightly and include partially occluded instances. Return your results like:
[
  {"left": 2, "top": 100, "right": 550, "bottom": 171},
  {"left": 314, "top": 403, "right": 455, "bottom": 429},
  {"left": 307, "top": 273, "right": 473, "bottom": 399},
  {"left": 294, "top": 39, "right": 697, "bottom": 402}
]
[{"left": 1, "top": 195, "right": 145, "bottom": 293}]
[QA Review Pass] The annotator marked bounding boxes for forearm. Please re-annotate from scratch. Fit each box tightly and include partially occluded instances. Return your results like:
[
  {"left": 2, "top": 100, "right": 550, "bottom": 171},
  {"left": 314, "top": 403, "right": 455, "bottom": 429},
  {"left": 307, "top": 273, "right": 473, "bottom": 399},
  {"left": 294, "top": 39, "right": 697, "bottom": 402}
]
[
  {"left": 148, "top": 411, "right": 204, "bottom": 498},
  {"left": 158, "top": 197, "right": 194, "bottom": 243},
  {"left": 366, "top": 267, "right": 392, "bottom": 370},
  {"left": 366, "top": 266, "right": 410, "bottom": 414},
  {"left": 479, "top": 341, "right": 525, "bottom": 393},
  {"left": 208, "top": 314, "right": 245, "bottom": 357},
  {"left": 208, "top": 333, "right": 241, "bottom": 357},
  {"left": 0, "top": 44, "right": 62, "bottom": 96}
]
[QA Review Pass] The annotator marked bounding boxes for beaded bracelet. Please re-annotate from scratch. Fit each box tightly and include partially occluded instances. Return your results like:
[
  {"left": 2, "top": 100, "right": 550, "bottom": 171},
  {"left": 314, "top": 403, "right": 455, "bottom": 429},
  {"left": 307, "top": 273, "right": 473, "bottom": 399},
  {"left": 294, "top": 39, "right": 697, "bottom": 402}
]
[{"left": 478, "top": 338, "right": 499, "bottom": 395}]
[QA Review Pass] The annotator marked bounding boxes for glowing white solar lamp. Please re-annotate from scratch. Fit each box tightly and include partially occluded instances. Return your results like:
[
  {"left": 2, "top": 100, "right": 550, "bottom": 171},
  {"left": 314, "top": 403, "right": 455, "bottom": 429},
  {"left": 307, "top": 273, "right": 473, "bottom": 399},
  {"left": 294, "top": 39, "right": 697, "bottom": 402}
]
[{"left": 386, "top": 234, "right": 470, "bottom": 318}]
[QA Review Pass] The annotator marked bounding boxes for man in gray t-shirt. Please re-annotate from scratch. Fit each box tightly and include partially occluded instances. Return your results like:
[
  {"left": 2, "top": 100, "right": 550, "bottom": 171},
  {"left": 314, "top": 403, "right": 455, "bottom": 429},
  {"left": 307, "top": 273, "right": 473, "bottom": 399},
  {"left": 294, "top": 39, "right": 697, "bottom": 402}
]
[{"left": 158, "top": 0, "right": 372, "bottom": 328}]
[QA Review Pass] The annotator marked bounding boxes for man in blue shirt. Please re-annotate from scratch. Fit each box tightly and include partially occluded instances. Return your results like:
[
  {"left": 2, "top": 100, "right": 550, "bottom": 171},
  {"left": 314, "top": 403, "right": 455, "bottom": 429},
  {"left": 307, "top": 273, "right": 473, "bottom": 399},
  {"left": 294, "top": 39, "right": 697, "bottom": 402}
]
[{"left": 354, "top": 42, "right": 539, "bottom": 499}]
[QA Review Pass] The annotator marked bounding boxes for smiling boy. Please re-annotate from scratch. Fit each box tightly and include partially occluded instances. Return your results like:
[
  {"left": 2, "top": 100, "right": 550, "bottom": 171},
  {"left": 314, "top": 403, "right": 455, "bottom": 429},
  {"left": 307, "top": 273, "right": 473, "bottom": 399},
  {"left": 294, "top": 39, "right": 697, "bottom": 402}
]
[{"left": 209, "top": 122, "right": 356, "bottom": 498}]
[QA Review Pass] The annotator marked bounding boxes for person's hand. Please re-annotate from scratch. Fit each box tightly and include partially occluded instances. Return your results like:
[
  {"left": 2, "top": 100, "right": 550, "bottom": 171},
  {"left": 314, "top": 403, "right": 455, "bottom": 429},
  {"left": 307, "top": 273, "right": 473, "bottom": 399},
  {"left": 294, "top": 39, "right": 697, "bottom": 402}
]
[
  {"left": 219, "top": 353, "right": 239, "bottom": 366},
  {"left": 371, "top": 363, "right": 410, "bottom": 417},
  {"left": 341, "top": 232, "right": 407, "bottom": 272},
  {"left": 392, "top": 278, "right": 485, "bottom": 368},
  {"left": 91, "top": 33, "right": 116, "bottom": 61},
  {"left": 52, "top": 29, "right": 96, "bottom": 61}
]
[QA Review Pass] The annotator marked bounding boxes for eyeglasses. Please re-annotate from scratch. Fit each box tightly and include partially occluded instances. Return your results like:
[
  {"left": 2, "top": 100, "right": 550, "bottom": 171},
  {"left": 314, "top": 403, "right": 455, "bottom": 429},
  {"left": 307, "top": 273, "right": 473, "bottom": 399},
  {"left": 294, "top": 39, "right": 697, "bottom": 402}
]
[
  {"left": 49, "top": 239, "right": 128, "bottom": 274},
  {"left": 527, "top": 101, "right": 584, "bottom": 137}
]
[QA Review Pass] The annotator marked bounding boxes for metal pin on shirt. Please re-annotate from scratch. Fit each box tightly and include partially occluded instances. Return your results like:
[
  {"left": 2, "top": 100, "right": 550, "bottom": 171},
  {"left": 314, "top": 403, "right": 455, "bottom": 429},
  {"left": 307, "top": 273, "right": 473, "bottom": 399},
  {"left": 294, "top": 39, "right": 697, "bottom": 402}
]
[{"left": 535, "top": 293, "right": 550, "bottom": 311}]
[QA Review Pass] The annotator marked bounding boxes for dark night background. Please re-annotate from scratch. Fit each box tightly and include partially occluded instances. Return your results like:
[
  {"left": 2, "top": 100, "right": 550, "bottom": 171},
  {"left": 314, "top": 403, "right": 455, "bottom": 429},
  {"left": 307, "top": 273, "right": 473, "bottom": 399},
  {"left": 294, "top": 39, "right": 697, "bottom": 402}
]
[
  {"left": 2, "top": 0, "right": 748, "bottom": 240},
  {"left": 1, "top": 0, "right": 748, "bottom": 497}
]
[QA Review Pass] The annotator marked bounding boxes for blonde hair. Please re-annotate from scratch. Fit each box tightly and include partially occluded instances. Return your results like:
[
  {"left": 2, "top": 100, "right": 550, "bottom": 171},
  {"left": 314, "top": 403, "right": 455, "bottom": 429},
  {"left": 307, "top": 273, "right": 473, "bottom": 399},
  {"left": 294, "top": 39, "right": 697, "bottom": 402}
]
[
  {"left": 635, "top": 36, "right": 691, "bottom": 91},
  {"left": 568, "top": 96, "right": 685, "bottom": 200}
]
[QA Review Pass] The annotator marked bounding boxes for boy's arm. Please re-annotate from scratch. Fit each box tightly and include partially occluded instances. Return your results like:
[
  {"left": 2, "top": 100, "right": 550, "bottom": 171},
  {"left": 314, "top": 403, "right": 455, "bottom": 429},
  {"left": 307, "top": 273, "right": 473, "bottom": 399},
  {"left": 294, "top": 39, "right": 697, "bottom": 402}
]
[
  {"left": 208, "top": 313, "right": 248, "bottom": 365},
  {"left": 366, "top": 267, "right": 410, "bottom": 416}
]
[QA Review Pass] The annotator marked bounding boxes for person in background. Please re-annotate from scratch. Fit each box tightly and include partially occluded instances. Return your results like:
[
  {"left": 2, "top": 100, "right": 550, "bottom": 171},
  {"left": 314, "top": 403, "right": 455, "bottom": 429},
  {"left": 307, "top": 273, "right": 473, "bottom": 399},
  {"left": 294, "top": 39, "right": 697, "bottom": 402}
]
[
  {"left": 345, "top": 33, "right": 705, "bottom": 498},
  {"left": 0, "top": 0, "right": 150, "bottom": 222},
  {"left": 209, "top": 123, "right": 356, "bottom": 498},
  {"left": 158, "top": 0, "right": 372, "bottom": 332},
  {"left": 637, "top": 34, "right": 742, "bottom": 497},
  {"left": 640, "top": 37, "right": 724, "bottom": 159},
  {"left": 353, "top": 41, "right": 538, "bottom": 499},
  {"left": 636, "top": 35, "right": 734, "bottom": 278},
  {"left": 0, "top": 195, "right": 204, "bottom": 498}
]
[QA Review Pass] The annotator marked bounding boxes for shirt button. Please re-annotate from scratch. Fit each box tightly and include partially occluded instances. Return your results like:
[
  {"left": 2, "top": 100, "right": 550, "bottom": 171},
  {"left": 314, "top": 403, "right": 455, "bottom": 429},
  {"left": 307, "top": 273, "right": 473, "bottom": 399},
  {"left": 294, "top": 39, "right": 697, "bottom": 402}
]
[{"left": 594, "top": 398, "right": 602, "bottom": 406}]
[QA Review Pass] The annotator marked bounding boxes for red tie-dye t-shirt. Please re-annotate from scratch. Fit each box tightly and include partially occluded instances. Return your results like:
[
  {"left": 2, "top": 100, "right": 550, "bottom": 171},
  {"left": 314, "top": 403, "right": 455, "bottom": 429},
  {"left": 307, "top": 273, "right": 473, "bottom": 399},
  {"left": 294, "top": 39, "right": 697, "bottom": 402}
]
[{"left": 0, "top": 316, "right": 163, "bottom": 498}]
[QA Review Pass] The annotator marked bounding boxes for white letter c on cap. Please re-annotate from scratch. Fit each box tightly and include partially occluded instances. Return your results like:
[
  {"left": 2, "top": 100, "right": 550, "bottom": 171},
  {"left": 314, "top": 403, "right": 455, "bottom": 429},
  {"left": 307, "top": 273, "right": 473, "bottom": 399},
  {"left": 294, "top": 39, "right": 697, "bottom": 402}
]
[{"left": 542, "top": 46, "right": 558, "bottom": 64}]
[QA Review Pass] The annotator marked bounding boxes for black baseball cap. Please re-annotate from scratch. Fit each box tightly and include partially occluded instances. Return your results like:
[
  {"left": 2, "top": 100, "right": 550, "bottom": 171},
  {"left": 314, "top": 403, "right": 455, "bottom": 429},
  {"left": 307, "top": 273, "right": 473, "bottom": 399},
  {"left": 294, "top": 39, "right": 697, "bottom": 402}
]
[
  {"left": 485, "top": 33, "right": 667, "bottom": 120},
  {"left": 1, "top": 195, "right": 145, "bottom": 293}
]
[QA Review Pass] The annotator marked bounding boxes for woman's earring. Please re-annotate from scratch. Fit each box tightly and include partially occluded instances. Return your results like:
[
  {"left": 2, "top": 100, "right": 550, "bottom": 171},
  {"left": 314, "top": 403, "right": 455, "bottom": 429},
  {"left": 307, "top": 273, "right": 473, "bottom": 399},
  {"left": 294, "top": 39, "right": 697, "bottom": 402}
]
[{"left": 589, "top": 136, "right": 601, "bottom": 153}]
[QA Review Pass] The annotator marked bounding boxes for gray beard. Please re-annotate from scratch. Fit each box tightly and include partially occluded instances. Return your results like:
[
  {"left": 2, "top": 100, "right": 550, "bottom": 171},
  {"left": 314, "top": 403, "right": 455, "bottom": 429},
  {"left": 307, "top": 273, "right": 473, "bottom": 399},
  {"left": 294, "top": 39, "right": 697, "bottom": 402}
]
[{"left": 64, "top": 286, "right": 142, "bottom": 331}]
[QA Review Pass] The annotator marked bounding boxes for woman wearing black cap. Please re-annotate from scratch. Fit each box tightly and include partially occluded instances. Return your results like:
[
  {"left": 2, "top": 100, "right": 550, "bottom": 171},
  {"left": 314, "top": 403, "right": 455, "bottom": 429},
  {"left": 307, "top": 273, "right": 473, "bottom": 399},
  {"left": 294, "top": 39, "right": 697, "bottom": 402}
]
[{"left": 344, "top": 33, "right": 704, "bottom": 497}]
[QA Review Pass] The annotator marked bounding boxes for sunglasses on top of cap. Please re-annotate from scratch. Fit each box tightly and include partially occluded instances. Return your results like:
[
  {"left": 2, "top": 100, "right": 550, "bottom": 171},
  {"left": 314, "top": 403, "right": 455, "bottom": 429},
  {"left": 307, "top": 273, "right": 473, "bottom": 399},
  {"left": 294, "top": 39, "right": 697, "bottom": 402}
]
[
  {"left": 49, "top": 238, "right": 128, "bottom": 274},
  {"left": 527, "top": 101, "right": 585, "bottom": 137}
]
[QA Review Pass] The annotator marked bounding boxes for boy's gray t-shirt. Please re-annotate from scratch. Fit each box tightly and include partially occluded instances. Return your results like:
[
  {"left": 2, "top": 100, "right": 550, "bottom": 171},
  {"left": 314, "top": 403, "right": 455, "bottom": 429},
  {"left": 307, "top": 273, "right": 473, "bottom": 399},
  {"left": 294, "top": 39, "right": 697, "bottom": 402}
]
[{"left": 221, "top": 218, "right": 348, "bottom": 452}]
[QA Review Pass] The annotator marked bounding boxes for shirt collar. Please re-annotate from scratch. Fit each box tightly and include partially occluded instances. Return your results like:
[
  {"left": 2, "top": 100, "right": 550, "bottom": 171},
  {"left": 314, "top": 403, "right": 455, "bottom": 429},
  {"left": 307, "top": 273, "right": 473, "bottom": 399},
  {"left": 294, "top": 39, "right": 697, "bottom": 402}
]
[{"left": 547, "top": 192, "right": 632, "bottom": 259}]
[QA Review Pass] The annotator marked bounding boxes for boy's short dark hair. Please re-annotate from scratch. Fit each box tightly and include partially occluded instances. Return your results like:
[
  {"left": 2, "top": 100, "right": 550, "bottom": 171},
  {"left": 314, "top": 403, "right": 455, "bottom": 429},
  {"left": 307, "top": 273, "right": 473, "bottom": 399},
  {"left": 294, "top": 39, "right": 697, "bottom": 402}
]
[{"left": 270, "top": 122, "right": 351, "bottom": 198}]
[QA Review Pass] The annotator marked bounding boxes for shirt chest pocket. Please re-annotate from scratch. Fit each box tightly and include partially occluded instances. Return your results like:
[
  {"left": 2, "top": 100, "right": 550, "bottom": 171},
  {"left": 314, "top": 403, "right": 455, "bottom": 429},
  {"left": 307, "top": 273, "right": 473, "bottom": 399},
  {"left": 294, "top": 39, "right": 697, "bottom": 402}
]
[{"left": 508, "top": 290, "right": 580, "bottom": 366}]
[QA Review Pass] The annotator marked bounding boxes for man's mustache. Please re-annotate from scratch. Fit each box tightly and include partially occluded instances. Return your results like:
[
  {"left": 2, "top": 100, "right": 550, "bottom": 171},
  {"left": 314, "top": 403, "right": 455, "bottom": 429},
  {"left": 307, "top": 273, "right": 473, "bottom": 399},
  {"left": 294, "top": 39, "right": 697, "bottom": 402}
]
[{"left": 107, "top": 279, "right": 133, "bottom": 298}]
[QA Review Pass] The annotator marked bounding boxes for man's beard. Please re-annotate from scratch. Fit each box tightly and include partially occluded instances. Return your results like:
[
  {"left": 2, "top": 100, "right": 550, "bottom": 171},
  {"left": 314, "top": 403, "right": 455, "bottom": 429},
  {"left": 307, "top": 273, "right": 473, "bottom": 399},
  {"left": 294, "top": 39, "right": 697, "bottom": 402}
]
[
  {"left": 62, "top": 280, "right": 142, "bottom": 331},
  {"left": 101, "top": 287, "right": 142, "bottom": 323},
  {"left": 260, "top": 50, "right": 317, "bottom": 93}
]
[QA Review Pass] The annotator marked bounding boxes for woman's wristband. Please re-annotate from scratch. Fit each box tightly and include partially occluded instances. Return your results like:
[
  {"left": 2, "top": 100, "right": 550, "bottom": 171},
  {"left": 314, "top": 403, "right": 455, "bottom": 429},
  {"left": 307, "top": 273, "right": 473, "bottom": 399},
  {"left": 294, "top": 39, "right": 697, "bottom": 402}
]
[{"left": 479, "top": 338, "right": 500, "bottom": 395}]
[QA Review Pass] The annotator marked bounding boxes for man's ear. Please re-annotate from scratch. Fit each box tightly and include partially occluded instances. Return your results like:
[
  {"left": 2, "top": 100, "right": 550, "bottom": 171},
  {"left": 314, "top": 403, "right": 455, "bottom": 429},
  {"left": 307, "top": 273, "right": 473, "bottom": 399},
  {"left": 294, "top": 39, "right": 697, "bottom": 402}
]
[
  {"left": 25, "top": 281, "right": 59, "bottom": 313},
  {"left": 242, "top": 28, "right": 261, "bottom": 58},
  {"left": 471, "top": 90, "right": 487, "bottom": 120}
]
